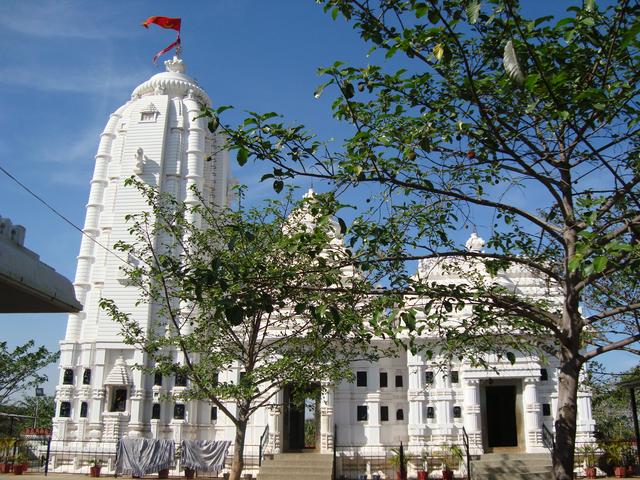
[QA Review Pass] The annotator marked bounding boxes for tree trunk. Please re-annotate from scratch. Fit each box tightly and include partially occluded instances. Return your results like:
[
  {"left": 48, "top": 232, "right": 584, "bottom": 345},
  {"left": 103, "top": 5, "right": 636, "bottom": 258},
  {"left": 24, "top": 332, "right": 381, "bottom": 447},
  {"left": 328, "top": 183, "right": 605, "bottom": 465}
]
[
  {"left": 552, "top": 351, "right": 580, "bottom": 480},
  {"left": 230, "top": 418, "right": 248, "bottom": 480}
]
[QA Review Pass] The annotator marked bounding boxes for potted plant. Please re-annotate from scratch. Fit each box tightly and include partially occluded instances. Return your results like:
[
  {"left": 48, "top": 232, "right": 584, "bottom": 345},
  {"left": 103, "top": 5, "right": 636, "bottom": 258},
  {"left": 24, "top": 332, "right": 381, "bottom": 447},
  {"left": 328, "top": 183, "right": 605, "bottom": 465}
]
[
  {"left": 158, "top": 467, "right": 170, "bottom": 479},
  {"left": 439, "top": 444, "right": 463, "bottom": 480},
  {"left": 12, "top": 454, "right": 26, "bottom": 476},
  {"left": 603, "top": 442, "right": 626, "bottom": 478},
  {"left": 90, "top": 459, "right": 103, "bottom": 478},
  {"left": 578, "top": 444, "right": 598, "bottom": 479},
  {"left": 0, "top": 438, "right": 16, "bottom": 473},
  {"left": 416, "top": 449, "right": 429, "bottom": 480},
  {"left": 184, "top": 467, "right": 195, "bottom": 479},
  {"left": 389, "top": 448, "right": 408, "bottom": 480}
]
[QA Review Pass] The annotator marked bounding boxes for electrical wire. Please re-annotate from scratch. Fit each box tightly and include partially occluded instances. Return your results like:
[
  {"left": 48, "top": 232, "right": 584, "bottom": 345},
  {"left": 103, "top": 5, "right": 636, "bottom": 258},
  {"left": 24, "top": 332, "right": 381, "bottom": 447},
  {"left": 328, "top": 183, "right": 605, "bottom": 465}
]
[{"left": 0, "top": 163, "right": 135, "bottom": 268}]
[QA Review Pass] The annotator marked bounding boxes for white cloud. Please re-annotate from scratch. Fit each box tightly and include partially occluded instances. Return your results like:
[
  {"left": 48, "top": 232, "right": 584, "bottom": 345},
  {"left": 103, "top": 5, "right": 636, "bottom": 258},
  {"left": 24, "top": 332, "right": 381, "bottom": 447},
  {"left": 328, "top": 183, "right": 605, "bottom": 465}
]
[
  {"left": 0, "top": 0, "right": 134, "bottom": 39},
  {"left": 0, "top": 65, "right": 145, "bottom": 97}
]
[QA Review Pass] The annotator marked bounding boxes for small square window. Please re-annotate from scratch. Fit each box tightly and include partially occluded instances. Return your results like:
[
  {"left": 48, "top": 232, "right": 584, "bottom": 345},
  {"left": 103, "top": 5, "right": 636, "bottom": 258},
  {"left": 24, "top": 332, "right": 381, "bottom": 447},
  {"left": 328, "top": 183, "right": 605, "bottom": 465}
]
[
  {"left": 425, "top": 371, "right": 434, "bottom": 384},
  {"left": 357, "top": 371, "right": 368, "bottom": 387},
  {"left": 357, "top": 405, "right": 368, "bottom": 422},
  {"left": 426, "top": 406, "right": 435, "bottom": 419},
  {"left": 152, "top": 403, "right": 161, "bottom": 420},
  {"left": 451, "top": 371, "right": 459, "bottom": 383},
  {"left": 380, "top": 406, "right": 389, "bottom": 422},
  {"left": 540, "top": 369, "right": 548, "bottom": 381},
  {"left": 395, "top": 375, "right": 403, "bottom": 388},
  {"left": 83, "top": 369, "right": 92, "bottom": 385},
  {"left": 542, "top": 403, "right": 551, "bottom": 417},
  {"left": 60, "top": 401, "right": 71, "bottom": 418},
  {"left": 174, "top": 404, "right": 186, "bottom": 420},
  {"left": 140, "top": 111, "right": 156, "bottom": 122},
  {"left": 380, "top": 372, "right": 388, "bottom": 388},
  {"left": 154, "top": 372, "right": 163, "bottom": 386},
  {"left": 110, "top": 388, "right": 127, "bottom": 412},
  {"left": 63, "top": 369, "right": 73, "bottom": 385},
  {"left": 175, "top": 373, "right": 188, "bottom": 387},
  {"left": 211, "top": 406, "right": 218, "bottom": 421},
  {"left": 453, "top": 406, "right": 462, "bottom": 418},
  {"left": 80, "top": 402, "right": 88, "bottom": 418},
  {"left": 396, "top": 409, "right": 404, "bottom": 421}
]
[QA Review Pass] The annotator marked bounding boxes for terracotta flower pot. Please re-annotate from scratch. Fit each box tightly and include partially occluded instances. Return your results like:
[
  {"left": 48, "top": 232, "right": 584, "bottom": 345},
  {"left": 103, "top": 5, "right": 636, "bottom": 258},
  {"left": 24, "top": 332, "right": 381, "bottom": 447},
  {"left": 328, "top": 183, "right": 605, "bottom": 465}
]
[
  {"left": 442, "top": 469, "right": 454, "bottom": 480},
  {"left": 614, "top": 465, "right": 627, "bottom": 478},
  {"left": 12, "top": 465, "right": 25, "bottom": 476},
  {"left": 417, "top": 470, "right": 428, "bottom": 480},
  {"left": 184, "top": 467, "right": 195, "bottom": 479},
  {"left": 585, "top": 466, "right": 597, "bottom": 478},
  {"left": 158, "top": 468, "right": 169, "bottom": 479},
  {"left": 90, "top": 466, "right": 102, "bottom": 477}
]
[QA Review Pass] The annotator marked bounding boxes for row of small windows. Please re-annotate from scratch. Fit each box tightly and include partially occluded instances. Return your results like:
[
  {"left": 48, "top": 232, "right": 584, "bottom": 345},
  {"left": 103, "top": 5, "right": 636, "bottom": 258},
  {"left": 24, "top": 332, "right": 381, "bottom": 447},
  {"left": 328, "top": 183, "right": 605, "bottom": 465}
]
[
  {"left": 59, "top": 401, "right": 218, "bottom": 422},
  {"left": 355, "top": 403, "right": 552, "bottom": 422},
  {"left": 356, "top": 370, "right": 459, "bottom": 388},
  {"left": 63, "top": 369, "right": 194, "bottom": 387},
  {"left": 357, "top": 369, "right": 548, "bottom": 387}
]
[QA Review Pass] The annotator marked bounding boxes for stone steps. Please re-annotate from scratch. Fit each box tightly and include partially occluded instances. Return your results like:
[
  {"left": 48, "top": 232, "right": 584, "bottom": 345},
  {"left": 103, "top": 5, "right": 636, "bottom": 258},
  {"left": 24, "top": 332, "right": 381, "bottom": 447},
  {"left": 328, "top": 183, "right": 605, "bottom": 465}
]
[
  {"left": 471, "top": 452, "right": 552, "bottom": 480},
  {"left": 257, "top": 453, "right": 333, "bottom": 480}
]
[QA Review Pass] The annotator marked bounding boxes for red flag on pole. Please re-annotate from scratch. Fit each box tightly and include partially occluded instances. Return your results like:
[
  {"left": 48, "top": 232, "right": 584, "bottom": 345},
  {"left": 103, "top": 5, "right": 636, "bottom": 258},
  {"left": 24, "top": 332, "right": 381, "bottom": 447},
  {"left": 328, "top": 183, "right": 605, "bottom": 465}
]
[
  {"left": 141, "top": 16, "right": 182, "bottom": 63},
  {"left": 142, "top": 16, "right": 181, "bottom": 32}
]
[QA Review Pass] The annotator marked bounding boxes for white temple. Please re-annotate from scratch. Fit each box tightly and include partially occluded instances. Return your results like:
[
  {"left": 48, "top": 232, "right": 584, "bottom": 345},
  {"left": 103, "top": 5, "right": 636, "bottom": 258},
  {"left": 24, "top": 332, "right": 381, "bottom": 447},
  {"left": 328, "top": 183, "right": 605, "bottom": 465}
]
[{"left": 53, "top": 55, "right": 595, "bottom": 472}]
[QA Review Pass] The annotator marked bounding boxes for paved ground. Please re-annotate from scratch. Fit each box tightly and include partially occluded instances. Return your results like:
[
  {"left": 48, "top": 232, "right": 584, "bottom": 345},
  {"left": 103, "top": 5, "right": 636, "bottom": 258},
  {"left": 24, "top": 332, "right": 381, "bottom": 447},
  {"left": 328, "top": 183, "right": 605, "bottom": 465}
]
[{"left": 5, "top": 474, "right": 640, "bottom": 479}]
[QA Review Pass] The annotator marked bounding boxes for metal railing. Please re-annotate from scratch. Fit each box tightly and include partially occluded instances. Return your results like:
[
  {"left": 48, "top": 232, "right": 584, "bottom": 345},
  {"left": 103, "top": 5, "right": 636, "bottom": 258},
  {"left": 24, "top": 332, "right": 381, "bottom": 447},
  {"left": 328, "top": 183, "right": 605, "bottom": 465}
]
[
  {"left": 258, "top": 424, "right": 269, "bottom": 467},
  {"left": 462, "top": 426, "right": 471, "bottom": 480},
  {"left": 542, "top": 423, "right": 555, "bottom": 454},
  {"left": 332, "top": 424, "right": 337, "bottom": 480}
]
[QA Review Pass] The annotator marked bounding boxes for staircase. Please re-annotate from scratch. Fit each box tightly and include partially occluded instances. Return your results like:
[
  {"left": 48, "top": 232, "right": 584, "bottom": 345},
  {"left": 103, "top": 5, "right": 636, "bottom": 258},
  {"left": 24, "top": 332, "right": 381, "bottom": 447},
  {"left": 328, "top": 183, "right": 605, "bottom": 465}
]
[
  {"left": 471, "top": 452, "right": 553, "bottom": 480},
  {"left": 257, "top": 453, "right": 333, "bottom": 480}
]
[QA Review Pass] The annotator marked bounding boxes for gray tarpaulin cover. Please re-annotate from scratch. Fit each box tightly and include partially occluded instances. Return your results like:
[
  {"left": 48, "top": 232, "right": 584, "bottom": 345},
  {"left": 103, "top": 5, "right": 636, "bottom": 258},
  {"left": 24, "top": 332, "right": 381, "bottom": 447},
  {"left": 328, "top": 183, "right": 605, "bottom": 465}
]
[
  {"left": 180, "top": 440, "right": 231, "bottom": 472},
  {"left": 116, "top": 438, "right": 175, "bottom": 477}
]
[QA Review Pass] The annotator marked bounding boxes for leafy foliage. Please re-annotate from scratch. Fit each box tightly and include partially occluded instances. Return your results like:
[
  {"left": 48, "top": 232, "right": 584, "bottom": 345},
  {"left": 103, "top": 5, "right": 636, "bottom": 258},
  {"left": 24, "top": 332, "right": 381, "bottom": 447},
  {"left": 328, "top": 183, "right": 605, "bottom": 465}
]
[
  {"left": 100, "top": 179, "right": 382, "bottom": 480},
  {"left": 0, "top": 341, "right": 58, "bottom": 406},
  {"left": 204, "top": 1, "right": 640, "bottom": 479}
]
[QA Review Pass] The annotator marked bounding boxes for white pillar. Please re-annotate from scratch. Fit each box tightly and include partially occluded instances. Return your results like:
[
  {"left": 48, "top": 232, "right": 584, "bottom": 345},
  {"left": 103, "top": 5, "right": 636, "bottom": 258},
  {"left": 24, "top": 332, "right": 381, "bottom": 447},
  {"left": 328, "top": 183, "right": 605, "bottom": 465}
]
[
  {"left": 320, "top": 384, "right": 334, "bottom": 453},
  {"left": 463, "top": 378, "right": 482, "bottom": 454},
  {"left": 523, "top": 377, "right": 543, "bottom": 452}
]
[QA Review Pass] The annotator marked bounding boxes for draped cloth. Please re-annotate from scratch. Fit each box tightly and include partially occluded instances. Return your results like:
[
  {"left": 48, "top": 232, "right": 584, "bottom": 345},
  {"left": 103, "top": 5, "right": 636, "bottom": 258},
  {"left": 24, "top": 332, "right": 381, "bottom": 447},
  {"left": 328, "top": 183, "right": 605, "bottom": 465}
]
[
  {"left": 116, "top": 438, "right": 175, "bottom": 477},
  {"left": 181, "top": 440, "right": 231, "bottom": 472}
]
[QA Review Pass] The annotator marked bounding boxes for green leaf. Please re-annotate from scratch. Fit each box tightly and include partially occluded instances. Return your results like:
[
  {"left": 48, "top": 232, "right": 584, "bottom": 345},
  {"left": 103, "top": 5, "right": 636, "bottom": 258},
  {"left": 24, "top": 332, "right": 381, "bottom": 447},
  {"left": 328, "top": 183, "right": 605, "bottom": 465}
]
[
  {"left": 225, "top": 305, "right": 244, "bottom": 325},
  {"left": 584, "top": 0, "right": 596, "bottom": 11},
  {"left": 506, "top": 351, "right": 516, "bottom": 364},
  {"left": 503, "top": 40, "right": 525, "bottom": 86},
  {"left": 415, "top": 4, "right": 429, "bottom": 18},
  {"left": 237, "top": 147, "right": 249, "bottom": 166},
  {"left": 433, "top": 43, "right": 445, "bottom": 62},
  {"left": 294, "top": 303, "right": 307, "bottom": 314},
  {"left": 592, "top": 256, "right": 608, "bottom": 274},
  {"left": 273, "top": 180, "right": 284, "bottom": 193},
  {"left": 466, "top": 1, "right": 481, "bottom": 24},
  {"left": 314, "top": 80, "right": 333, "bottom": 99},
  {"left": 568, "top": 254, "right": 583, "bottom": 272}
]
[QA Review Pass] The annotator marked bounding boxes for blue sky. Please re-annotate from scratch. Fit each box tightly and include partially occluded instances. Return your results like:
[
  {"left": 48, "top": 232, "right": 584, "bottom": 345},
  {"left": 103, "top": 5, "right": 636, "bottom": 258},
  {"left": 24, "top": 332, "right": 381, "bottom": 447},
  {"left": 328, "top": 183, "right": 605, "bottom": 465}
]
[{"left": 0, "top": 1, "right": 635, "bottom": 396}]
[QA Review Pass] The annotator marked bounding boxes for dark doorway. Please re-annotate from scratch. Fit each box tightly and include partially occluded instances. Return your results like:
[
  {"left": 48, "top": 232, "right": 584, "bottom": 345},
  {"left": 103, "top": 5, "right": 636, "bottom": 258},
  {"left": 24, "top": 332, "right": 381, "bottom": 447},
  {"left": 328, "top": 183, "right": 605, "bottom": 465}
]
[
  {"left": 486, "top": 385, "right": 518, "bottom": 448},
  {"left": 283, "top": 384, "right": 320, "bottom": 451}
]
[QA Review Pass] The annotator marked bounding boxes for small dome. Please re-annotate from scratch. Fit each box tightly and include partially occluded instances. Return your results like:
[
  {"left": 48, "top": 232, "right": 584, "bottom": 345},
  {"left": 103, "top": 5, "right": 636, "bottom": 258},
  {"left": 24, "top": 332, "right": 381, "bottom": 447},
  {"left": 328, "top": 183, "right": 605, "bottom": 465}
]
[
  {"left": 131, "top": 56, "right": 210, "bottom": 105},
  {"left": 465, "top": 232, "right": 485, "bottom": 252},
  {"left": 105, "top": 356, "right": 132, "bottom": 385}
]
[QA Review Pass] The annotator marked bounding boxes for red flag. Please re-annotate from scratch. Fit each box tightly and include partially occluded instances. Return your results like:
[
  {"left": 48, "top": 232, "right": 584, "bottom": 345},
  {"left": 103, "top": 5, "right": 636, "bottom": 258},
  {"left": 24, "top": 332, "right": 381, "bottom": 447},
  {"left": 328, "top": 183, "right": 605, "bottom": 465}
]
[
  {"left": 142, "top": 16, "right": 181, "bottom": 32},
  {"left": 142, "top": 16, "right": 182, "bottom": 63},
  {"left": 152, "top": 38, "right": 180, "bottom": 64}
]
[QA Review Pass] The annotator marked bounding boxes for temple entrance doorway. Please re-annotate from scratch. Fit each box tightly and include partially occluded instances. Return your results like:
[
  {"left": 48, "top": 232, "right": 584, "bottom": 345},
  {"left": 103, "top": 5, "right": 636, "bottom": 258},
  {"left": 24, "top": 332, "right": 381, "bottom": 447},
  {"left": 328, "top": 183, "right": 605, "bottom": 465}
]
[
  {"left": 485, "top": 384, "right": 518, "bottom": 449},
  {"left": 282, "top": 383, "right": 320, "bottom": 451}
]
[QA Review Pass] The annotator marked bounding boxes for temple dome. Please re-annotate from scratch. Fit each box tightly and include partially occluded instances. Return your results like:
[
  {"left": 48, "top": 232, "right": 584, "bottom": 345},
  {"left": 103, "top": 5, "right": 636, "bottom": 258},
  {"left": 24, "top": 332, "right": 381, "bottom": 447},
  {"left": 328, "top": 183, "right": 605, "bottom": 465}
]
[{"left": 131, "top": 56, "right": 210, "bottom": 105}]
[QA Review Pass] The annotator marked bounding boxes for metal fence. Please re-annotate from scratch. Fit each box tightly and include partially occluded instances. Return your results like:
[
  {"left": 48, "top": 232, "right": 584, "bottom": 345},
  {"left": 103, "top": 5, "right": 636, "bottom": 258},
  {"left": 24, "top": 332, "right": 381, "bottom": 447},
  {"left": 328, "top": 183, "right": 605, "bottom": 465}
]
[
  {"left": 1, "top": 436, "right": 264, "bottom": 478},
  {"left": 334, "top": 445, "right": 467, "bottom": 480}
]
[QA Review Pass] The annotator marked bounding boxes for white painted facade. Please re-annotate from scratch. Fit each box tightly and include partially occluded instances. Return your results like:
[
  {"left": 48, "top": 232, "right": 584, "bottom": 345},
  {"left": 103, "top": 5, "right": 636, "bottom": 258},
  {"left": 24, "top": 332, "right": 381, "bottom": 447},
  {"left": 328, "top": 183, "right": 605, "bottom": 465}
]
[{"left": 53, "top": 58, "right": 595, "bottom": 462}]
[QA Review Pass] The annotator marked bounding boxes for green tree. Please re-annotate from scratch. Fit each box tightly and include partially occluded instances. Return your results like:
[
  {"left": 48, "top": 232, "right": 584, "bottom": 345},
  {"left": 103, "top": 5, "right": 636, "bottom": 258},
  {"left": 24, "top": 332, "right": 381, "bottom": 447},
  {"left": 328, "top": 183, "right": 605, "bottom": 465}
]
[
  {"left": 0, "top": 341, "right": 59, "bottom": 406},
  {"left": 588, "top": 364, "right": 640, "bottom": 442},
  {"left": 210, "top": 1, "right": 640, "bottom": 478},
  {"left": 100, "top": 180, "right": 381, "bottom": 480}
]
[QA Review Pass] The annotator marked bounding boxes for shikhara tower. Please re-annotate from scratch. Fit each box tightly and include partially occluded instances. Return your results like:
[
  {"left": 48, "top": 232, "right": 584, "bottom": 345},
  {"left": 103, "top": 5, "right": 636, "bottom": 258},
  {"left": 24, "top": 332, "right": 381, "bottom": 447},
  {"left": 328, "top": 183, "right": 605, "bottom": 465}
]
[{"left": 54, "top": 55, "right": 232, "bottom": 442}]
